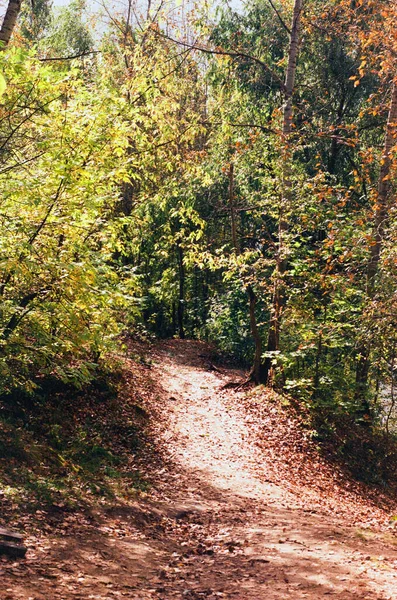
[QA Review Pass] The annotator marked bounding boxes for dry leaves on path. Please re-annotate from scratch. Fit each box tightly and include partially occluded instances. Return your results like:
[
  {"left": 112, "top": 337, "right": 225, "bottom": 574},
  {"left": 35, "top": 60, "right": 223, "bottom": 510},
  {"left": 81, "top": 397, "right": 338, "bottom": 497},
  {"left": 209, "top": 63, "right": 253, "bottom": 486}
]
[{"left": 1, "top": 338, "right": 397, "bottom": 599}]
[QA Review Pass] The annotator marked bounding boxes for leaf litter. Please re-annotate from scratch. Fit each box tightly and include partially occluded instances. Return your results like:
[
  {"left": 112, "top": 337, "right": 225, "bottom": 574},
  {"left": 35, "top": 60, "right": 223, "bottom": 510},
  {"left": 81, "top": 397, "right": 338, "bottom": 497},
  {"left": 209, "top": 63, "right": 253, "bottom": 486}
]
[{"left": 1, "top": 338, "right": 397, "bottom": 599}]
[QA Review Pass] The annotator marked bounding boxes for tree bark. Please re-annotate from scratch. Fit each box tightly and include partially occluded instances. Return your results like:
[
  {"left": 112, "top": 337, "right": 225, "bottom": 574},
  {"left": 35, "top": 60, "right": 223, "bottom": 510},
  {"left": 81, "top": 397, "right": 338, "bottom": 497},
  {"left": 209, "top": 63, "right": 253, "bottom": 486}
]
[
  {"left": 367, "top": 81, "right": 397, "bottom": 293},
  {"left": 177, "top": 244, "right": 185, "bottom": 339},
  {"left": 328, "top": 92, "right": 346, "bottom": 175},
  {"left": 2, "top": 291, "right": 37, "bottom": 340},
  {"left": 355, "top": 81, "right": 397, "bottom": 408},
  {"left": 263, "top": 0, "right": 303, "bottom": 386},
  {"left": 247, "top": 285, "right": 267, "bottom": 383},
  {"left": 228, "top": 162, "right": 239, "bottom": 254},
  {"left": 228, "top": 161, "right": 264, "bottom": 382},
  {"left": 0, "top": 0, "right": 23, "bottom": 48}
]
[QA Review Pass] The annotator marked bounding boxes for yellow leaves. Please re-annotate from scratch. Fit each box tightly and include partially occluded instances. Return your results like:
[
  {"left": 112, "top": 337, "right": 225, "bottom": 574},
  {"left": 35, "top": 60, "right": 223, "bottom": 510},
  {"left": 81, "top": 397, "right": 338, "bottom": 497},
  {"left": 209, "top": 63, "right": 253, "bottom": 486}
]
[
  {"left": 0, "top": 72, "right": 6, "bottom": 98},
  {"left": 113, "top": 146, "right": 125, "bottom": 158}
]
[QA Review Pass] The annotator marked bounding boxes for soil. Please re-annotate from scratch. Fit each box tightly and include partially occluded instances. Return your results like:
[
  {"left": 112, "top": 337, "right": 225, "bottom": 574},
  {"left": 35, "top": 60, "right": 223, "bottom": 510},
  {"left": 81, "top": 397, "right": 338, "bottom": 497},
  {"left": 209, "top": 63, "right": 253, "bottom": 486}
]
[{"left": 1, "top": 339, "right": 397, "bottom": 599}]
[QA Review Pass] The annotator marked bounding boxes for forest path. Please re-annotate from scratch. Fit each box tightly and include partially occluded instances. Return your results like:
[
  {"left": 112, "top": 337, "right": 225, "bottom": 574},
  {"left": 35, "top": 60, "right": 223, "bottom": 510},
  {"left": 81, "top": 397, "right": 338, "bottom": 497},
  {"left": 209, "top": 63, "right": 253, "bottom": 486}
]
[
  {"left": 2, "top": 339, "right": 397, "bottom": 600},
  {"left": 142, "top": 339, "right": 397, "bottom": 600}
]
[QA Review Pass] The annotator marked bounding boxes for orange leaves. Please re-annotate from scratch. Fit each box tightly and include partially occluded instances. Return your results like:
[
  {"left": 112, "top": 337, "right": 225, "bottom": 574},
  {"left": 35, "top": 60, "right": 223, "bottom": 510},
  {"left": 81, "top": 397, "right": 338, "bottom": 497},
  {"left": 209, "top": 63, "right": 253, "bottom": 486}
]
[{"left": 349, "top": 75, "right": 361, "bottom": 88}]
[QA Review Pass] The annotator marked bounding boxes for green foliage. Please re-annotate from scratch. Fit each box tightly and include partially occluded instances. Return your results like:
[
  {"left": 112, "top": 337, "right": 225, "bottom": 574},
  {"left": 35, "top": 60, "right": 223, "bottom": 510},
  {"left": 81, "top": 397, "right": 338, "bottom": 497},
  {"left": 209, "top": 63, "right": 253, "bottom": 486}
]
[
  {"left": 44, "top": 0, "right": 93, "bottom": 56},
  {"left": 204, "top": 284, "right": 254, "bottom": 365},
  {"left": 0, "top": 366, "right": 147, "bottom": 506},
  {"left": 0, "top": 48, "right": 133, "bottom": 392},
  {"left": 0, "top": 16, "right": 207, "bottom": 393},
  {"left": 0, "top": 0, "right": 396, "bottom": 482},
  {"left": 19, "top": 0, "right": 53, "bottom": 42}
]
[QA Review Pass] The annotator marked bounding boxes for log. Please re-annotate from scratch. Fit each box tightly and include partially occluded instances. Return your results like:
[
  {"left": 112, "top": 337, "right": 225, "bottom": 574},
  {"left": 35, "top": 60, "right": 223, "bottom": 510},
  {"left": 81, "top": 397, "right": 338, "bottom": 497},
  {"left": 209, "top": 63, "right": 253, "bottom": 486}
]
[
  {"left": 0, "top": 527, "right": 24, "bottom": 541},
  {"left": 0, "top": 527, "right": 27, "bottom": 557},
  {"left": 0, "top": 540, "right": 27, "bottom": 558}
]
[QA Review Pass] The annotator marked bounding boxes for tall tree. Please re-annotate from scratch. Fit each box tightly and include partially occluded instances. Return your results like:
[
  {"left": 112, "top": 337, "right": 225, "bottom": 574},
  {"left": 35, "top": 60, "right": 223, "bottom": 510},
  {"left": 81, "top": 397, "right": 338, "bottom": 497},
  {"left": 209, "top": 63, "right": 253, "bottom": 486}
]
[
  {"left": 367, "top": 82, "right": 397, "bottom": 293},
  {"left": 0, "top": 0, "right": 23, "bottom": 47},
  {"left": 262, "top": 0, "right": 304, "bottom": 385},
  {"left": 20, "top": 0, "right": 52, "bottom": 42}
]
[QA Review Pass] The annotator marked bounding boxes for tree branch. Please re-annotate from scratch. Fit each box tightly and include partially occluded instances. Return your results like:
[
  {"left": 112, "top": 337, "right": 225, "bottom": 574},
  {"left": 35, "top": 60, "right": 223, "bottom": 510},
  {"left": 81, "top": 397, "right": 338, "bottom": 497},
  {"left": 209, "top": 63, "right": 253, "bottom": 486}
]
[
  {"left": 38, "top": 50, "right": 100, "bottom": 62},
  {"left": 200, "top": 120, "right": 278, "bottom": 135},
  {"left": 265, "top": 0, "right": 291, "bottom": 35},
  {"left": 2, "top": 292, "right": 37, "bottom": 341},
  {"left": 0, "top": 151, "right": 46, "bottom": 175},
  {"left": 153, "top": 29, "right": 287, "bottom": 96}
]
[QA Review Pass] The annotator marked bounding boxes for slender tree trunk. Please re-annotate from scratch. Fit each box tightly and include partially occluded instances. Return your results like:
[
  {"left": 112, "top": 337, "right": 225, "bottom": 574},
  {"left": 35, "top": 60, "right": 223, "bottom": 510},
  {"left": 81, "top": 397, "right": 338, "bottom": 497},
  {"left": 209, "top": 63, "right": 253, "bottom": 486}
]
[
  {"left": 228, "top": 162, "right": 264, "bottom": 382},
  {"left": 2, "top": 292, "right": 37, "bottom": 340},
  {"left": 192, "top": 265, "right": 199, "bottom": 336},
  {"left": 355, "top": 81, "right": 397, "bottom": 409},
  {"left": 328, "top": 93, "right": 346, "bottom": 175},
  {"left": 367, "top": 81, "right": 397, "bottom": 292},
  {"left": 0, "top": 0, "right": 22, "bottom": 47},
  {"left": 263, "top": 0, "right": 303, "bottom": 386},
  {"left": 313, "top": 303, "right": 327, "bottom": 399},
  {"left": 313, "top": 331, "right": 322, "bottom": 397},
  {"left": 172, "top": 301, "right": 177, "bottom": 336},
  {"left": 385, "top": 345, "right": 396, "bottom": 436},
  {"left": 228, "top": 163, "right": 239, "bottom": 254},
  {"left": 247, "top": 285, "right": 267, "bottom": 383},
  {"left": 177, "top": 244, "right": 185, "bottom": 339}
]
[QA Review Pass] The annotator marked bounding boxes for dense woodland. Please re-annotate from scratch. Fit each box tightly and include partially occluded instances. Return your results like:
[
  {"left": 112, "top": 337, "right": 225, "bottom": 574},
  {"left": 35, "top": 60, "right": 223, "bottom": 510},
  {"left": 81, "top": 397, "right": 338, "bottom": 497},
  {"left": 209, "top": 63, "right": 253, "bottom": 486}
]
[{"left": 1, "top": 0, "right": 397, "bottom": 467}]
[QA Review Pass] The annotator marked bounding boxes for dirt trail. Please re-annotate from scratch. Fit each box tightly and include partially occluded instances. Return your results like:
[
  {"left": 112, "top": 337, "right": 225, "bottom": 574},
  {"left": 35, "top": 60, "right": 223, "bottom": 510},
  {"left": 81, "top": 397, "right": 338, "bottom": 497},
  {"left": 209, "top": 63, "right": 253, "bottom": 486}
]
[
  {"left": 145, "top": 340, "right": 397, "bottom": 600},
  {"left": 2, "top": 339, "right": 397, "bottom": 599}
]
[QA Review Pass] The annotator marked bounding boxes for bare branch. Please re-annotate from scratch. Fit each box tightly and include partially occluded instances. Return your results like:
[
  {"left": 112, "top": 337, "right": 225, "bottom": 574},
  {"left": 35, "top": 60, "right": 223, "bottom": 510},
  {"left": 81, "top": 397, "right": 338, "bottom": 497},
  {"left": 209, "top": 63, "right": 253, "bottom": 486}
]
[
  {"left": 38, "top": 50, "right": 100, "bottom": 62},
  {"left": 200, "top": 120, "right": 278, "bottom": 135},
  {"left": 153, "top": 29, "right": 287, "bottom": 96},
  {"left": 265, "top": 0, "right": 291, "bottom": 35}
]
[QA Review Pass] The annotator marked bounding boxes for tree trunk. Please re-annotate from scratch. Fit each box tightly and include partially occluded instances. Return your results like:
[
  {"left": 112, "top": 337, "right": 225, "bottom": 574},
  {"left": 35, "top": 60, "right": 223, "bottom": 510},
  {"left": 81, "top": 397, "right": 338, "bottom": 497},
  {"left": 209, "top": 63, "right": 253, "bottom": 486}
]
[
  {"left": 228, "top": 161, "right": 264, "bottom": 383},
  {"left": 367, "top": 81, "right": 397, "bottom": 293},
  {"left": 228, "top": 162, "right": 239, "bottom": 254},
  {"left": 354, "top": 349, "right": 371, "bottom": 417},
  {"left": 263, "top": 0, "right": 303, "bottom": 386},
  {"left": 313, "top": 331, "right": 322, "bottom": 397},
  {"left": 0, "top": 0, "right": 23, "bottom": 47},
  {"left": 355, "top": 81, "right": 397, "bottom": 408},
  {"left": 247, "top": 285, "right": 267, "bottom": 383},
  {"left": 2, "top": 291, "right": 37, "bottom": 340},
  {"left": 328, "top": 93, "right": 346, "bottom": 175},
  {"left": 177, "top": 244, "right": 185, "bottom": 339}
]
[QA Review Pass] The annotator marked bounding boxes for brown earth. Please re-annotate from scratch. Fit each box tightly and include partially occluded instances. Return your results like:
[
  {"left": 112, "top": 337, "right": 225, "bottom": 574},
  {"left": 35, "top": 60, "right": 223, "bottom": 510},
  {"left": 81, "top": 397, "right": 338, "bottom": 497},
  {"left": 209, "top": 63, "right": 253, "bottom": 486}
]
[{"left": 1, "top": 338, "right": 397, "bottom": 599}]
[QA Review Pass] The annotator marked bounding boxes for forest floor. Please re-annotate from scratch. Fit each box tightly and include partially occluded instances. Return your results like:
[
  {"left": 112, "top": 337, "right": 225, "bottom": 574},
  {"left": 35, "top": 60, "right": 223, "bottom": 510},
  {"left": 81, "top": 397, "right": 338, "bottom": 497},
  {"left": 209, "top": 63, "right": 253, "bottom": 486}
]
[{"left": 1, "top": 339, "right": 397, "bottom": 599}]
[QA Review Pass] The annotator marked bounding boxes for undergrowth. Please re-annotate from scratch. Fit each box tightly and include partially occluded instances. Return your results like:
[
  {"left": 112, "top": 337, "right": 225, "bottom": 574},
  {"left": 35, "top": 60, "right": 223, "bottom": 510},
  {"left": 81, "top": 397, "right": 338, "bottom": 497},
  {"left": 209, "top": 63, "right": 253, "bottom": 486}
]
[
  {"left": 311, "top": 408, "right": 397, "bottom": 488},
  {"left": 0, "top": 364, "right": 150, "bottom": 512}
]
